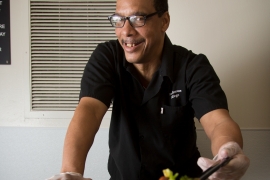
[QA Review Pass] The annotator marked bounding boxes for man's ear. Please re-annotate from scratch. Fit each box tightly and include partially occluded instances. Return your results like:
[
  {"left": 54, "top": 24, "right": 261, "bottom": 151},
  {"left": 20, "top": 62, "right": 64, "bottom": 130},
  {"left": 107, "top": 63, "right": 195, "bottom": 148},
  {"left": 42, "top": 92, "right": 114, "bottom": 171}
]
[{"left": 161, "top": 11, "right": 170, "bottom": 32}]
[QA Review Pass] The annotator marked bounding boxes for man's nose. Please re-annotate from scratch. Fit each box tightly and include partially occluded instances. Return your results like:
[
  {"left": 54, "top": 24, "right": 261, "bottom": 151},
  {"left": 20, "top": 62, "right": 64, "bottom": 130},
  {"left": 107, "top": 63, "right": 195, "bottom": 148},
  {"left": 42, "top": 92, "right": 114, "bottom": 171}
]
[{"left": 121, "top": 20, "right": 136, "bottom": 36}]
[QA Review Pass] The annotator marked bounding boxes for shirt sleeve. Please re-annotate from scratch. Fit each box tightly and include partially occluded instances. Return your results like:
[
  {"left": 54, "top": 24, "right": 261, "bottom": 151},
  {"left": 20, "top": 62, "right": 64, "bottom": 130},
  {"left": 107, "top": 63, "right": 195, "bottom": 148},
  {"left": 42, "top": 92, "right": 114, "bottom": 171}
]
[
  {"left": 79, "top": 42, "right": 116, "bottom": 108},
  {"left": 186, "top": 53, "right": 228, "bottom": 120}
]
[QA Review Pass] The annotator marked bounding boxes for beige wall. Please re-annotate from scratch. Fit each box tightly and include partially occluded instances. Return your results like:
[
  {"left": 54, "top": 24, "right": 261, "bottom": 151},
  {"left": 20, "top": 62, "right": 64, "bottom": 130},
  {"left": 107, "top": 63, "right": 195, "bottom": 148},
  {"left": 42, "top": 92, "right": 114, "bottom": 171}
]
[{"left": 167, "top": 0, "right": 270, "bottom": 129}]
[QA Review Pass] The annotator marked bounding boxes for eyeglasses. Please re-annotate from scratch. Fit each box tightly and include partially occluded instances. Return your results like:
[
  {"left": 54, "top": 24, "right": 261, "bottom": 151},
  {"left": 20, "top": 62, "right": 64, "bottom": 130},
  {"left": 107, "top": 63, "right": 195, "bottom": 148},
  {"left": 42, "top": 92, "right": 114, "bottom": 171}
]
[{"left": 108, "top": 11, "right": 164, "bottom": 28}]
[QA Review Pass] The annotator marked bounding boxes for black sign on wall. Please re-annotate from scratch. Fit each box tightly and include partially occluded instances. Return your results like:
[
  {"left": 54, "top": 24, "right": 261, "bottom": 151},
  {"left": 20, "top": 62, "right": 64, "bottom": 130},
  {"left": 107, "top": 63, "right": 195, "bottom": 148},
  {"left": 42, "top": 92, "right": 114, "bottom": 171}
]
[{"left": 0, "top": 0, "right": 11, "bottom": 65}]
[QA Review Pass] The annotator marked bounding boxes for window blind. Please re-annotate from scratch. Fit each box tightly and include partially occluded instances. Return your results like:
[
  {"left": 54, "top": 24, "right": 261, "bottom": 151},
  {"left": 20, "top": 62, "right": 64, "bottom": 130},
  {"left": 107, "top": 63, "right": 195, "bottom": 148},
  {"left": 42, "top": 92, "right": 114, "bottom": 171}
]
[{"left": 30, "top": 0, "right": 116, "bottom": 111}]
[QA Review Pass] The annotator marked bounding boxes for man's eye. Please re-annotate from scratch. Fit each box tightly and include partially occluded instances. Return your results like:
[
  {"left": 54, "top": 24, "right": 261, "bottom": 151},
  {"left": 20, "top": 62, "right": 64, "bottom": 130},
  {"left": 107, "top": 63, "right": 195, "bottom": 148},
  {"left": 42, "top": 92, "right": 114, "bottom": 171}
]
[
  {"left": 129, "top": 16, "right": 143, "bottom": 22},
  {"left": 112, "top": 16, "right": 122, "bottom": 22},
  {"left": 134, "top": 16, "right": 144, "bottom": 21}
]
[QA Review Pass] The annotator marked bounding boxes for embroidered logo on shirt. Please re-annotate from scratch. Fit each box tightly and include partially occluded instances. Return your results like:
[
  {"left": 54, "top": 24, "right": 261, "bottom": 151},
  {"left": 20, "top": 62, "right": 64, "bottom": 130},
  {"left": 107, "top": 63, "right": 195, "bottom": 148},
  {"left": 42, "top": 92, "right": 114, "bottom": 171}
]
[{"left": 169, "top": 89, "right": 182, "bottom": 99}]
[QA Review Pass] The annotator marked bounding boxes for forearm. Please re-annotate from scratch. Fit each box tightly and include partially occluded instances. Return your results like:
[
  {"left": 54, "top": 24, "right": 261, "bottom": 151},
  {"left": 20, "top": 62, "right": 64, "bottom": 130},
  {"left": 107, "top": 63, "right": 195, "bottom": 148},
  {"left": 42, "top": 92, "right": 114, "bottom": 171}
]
[
  {"left": 209, "top": 119, "right": 243, "bottom": 156},
  {"left": 61, "top": 97, "right": 106, "bottom": 175},
  {"left": 61, "top": 117, "right": 97, "bottom": 175},
  {"left": 200, "top": 109, "right": 243, "bottom": 156},
  {"left": 199, "top": 110, "right": 250, "bottom": 179}
]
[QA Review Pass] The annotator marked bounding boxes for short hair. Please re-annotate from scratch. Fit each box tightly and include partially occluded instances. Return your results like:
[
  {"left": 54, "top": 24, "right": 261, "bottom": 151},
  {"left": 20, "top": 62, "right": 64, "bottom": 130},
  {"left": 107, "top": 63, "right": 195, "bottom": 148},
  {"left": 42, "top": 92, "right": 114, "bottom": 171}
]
[{"left": 153, "top": 0, "right": 168, "bottom": 16}]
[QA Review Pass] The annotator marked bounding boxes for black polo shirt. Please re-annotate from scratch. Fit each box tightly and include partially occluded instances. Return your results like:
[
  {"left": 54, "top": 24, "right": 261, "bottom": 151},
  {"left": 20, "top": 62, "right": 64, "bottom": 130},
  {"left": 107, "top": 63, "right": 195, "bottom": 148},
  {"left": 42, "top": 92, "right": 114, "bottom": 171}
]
[{"left": 80, "top": 34, "right": 228, "bottom": 180}]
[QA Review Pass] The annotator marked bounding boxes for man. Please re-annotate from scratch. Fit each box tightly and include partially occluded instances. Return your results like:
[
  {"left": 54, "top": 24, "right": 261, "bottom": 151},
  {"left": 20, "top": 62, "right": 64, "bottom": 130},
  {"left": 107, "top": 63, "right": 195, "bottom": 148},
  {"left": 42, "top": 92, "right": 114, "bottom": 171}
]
[{"left": 48, "top": 0, "right": 249, "bottom": 179}]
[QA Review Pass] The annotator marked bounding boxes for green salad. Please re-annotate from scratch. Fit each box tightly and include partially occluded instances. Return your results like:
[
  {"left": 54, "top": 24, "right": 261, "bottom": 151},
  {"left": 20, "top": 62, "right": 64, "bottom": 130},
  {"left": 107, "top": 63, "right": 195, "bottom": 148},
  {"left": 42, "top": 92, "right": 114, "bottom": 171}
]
[{"left": 162, "top": 168, "right": 198, "bottom": 180}]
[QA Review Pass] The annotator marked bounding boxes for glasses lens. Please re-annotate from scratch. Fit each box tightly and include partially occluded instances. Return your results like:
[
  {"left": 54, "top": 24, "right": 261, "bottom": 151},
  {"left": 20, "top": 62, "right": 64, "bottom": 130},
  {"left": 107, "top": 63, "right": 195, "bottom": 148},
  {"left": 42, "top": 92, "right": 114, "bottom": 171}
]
[
  {"left": 110, "top": 15, "right": 124, "bottom": 27},
  {"left": 129, "top": 16, "right": 145, "bottom": 27}
]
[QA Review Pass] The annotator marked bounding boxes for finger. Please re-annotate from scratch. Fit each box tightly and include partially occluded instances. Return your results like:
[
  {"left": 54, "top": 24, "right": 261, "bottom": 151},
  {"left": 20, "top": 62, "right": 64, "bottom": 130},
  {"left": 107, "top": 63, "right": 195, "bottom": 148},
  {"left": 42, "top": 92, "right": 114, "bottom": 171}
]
[
  {"left": 218, "top": 142, "right": 242, "bottom": 159},
  {"left": 197, "top": 157, "right": 217, "bottom": 171},
  {"left": 227, "top": 154, "right": 250, "bottom": 173},
  {"left": 208, "top": 170, "right": 233, "bottom": 180},
  {"left": 210, "top": 153, "right": 250, "bottom": 180}
]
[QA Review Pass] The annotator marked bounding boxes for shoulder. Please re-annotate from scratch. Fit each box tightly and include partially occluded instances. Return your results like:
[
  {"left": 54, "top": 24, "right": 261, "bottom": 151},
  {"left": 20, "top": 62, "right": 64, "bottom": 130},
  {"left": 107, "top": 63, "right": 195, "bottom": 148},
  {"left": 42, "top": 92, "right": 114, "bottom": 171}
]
[
  {"left": 172, "top": 45, "right": 209, "bottom": 65},
  {"left": 170, "top": 44, "right": 212, "bottom": 73},
  {"left": 170, "top": 44, "right": 218, "bottom": 83},
  {"left": 89, "top": 39, "right": 124, "bottom": 65},
  {"left": 172, "top": 44, "right": 191, "bottom": 57}
]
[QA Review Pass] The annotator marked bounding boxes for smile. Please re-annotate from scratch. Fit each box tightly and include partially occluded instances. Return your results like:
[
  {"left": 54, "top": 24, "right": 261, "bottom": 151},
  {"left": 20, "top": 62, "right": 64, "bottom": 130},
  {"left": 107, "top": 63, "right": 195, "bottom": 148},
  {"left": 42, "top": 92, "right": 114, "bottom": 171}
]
[
  {"left": 121, "top": 39, "right": 144, "bottom": 53},
  {"left": 122, "top": 39, "right": 144, "bottom": 48},
  {"left": 124, "top": 41, "right": 142, "bottom": 48},
  {"left": 126, "top": 43, "right": 136, "bottom": 47}
]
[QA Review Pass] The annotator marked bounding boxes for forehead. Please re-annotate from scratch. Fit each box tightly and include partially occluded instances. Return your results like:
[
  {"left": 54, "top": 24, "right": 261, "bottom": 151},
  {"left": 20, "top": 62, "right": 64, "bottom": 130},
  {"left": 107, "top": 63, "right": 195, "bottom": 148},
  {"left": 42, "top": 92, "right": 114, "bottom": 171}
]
[{"left": 116, "top": 0, "right": 155, "bottom": 15}]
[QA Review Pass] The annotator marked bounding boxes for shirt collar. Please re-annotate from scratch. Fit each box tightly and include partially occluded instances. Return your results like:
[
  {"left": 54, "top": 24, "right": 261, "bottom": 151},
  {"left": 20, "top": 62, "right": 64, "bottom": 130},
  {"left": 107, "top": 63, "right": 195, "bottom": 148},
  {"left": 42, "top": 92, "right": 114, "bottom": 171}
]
[{"left": 159, "top": 34, "right": 174, "bottom": 83}]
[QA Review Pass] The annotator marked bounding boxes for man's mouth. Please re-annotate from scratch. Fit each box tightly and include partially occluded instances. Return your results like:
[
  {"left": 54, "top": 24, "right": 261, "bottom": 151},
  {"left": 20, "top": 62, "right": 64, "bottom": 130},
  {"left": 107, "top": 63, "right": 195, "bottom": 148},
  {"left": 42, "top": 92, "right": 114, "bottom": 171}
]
[
  {"left": 125, "top": 43, "right": 136, "bottom": 47},
  {"left": 122, "top": 39, "right": 144, "bottom": 48}
]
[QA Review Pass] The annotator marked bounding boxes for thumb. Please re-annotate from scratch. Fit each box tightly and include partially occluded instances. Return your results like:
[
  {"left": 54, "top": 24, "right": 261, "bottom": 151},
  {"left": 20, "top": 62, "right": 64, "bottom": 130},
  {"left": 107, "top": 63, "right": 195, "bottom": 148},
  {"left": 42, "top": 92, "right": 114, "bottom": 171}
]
[
  {"left": 197, "top": 157, "right": 216, "bottom": 171},
  {"left": 217, "top": 141, "right": 243, "bottom": 160}
]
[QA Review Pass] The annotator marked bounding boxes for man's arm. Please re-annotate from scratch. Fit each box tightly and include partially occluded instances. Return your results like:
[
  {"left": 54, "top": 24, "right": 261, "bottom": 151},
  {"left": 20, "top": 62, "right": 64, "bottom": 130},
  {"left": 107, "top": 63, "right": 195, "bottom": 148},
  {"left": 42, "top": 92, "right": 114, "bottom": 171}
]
[
  {"left": 200, "top": 108, "right": 243, "bottom": 156},
  {"left": 198, "top": 109, "right": 249, "bottom": 179},
  {"left": 61, "top": 96, "right": 108, "bottom": 175}
]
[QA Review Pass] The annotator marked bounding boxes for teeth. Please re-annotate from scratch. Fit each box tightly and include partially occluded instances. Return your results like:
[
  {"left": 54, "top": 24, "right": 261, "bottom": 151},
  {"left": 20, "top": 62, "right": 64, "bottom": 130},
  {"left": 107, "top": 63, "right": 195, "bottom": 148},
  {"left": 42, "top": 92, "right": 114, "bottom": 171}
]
[{"left": 126, "top": 43, "right": 135, "bottom": 47}]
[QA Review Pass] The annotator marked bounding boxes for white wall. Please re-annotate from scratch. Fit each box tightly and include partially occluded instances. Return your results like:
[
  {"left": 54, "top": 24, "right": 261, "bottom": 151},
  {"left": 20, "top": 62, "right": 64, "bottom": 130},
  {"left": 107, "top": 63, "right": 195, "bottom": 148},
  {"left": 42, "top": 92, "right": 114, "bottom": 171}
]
[
  {"left": 167, "top": 0, "right": 270, "bottom": 129},
  {"left": 0, "top": 0, "right": 269, "bottom": 179},
  {"left": 0, "top": 128, "right": 269, "bottom": 180}
]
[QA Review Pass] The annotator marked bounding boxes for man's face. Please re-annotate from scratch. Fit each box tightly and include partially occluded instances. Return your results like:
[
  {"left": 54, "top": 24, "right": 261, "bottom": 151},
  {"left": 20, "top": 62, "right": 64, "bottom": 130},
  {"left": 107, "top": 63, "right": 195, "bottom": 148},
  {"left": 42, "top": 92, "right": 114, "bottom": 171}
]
[{"left": 115, "top": 0, "right": 169, "bottom": 64}]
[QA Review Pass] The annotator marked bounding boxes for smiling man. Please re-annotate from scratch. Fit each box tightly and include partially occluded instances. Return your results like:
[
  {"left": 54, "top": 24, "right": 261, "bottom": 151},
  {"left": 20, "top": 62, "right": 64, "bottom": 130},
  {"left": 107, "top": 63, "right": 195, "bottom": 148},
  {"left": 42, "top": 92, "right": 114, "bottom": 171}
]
[
  {"left": 112, "top": 0, "right": 169, "bottom": 89},
  {"left": 47, "top": 0, "right": 249, "bottom": 180}
]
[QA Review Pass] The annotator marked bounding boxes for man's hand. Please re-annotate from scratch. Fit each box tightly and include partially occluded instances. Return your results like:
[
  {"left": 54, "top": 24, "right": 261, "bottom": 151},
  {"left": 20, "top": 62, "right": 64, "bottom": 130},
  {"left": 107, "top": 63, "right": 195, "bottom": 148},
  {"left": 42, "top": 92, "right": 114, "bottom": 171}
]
[
  {"left": 46, "top": 172, "right": 92, "bottom": 180},
  {"left": 197, "top": 141, "right": 250, "bottom": 180}
]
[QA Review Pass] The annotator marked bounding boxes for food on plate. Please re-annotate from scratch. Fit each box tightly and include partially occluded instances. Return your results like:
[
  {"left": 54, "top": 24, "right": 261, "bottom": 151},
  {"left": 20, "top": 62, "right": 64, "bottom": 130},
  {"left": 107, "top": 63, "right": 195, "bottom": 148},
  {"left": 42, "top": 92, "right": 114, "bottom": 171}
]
[{"left": 159, "top": 168, "right": 199, "bottom": 180}]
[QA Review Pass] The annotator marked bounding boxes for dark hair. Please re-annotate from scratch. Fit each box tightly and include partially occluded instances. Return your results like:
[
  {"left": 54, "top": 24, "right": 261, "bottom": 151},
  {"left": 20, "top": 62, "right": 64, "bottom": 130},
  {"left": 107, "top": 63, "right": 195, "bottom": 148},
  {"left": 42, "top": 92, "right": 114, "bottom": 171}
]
[{"left": 153, "top": 0, "right": 168, "bottom": 16}]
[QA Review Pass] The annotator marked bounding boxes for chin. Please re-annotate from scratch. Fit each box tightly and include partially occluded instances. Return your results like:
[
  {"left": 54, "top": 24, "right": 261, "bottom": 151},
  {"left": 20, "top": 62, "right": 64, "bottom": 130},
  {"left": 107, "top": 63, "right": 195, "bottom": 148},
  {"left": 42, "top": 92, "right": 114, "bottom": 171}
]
[
  {"left": 125, "top": 54, "right": 143, "bottom": 64},
  {"left": 126, "top": 59, "right": 138, "bottom": 64}
]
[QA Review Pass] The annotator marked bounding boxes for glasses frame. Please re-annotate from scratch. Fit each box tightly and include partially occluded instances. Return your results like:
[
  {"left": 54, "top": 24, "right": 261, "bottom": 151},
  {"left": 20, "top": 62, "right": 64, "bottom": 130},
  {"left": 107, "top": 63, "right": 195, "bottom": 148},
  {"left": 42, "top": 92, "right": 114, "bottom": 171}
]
[{"left": 108, "top": 11, "right": 164, "bottom": 28}]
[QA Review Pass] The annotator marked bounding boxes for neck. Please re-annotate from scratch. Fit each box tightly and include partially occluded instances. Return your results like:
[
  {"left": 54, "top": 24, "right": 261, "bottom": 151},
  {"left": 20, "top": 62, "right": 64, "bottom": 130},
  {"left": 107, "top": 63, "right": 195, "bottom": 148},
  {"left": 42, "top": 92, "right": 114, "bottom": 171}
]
[
  {"left": 133, "top": 59, "right": 161, "bottom": 88},
  {"left": 132, "top": 35, "right": 165, "bottom": 88}
]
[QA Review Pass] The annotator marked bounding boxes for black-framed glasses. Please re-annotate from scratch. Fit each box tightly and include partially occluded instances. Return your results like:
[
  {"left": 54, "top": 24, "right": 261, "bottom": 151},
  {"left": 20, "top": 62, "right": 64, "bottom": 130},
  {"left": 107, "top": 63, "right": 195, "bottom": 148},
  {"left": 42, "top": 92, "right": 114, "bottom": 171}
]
[{"left": 108, "top": 11, "right": 164, "bottom": 28}]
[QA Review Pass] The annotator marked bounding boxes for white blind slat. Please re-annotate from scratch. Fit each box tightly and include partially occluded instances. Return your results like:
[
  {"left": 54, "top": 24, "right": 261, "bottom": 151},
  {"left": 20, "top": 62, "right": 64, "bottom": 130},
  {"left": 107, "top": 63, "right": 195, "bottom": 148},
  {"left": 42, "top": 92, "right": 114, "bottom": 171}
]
[{"left": 31, "top": 0, "right": 116, "bottom": 111}]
